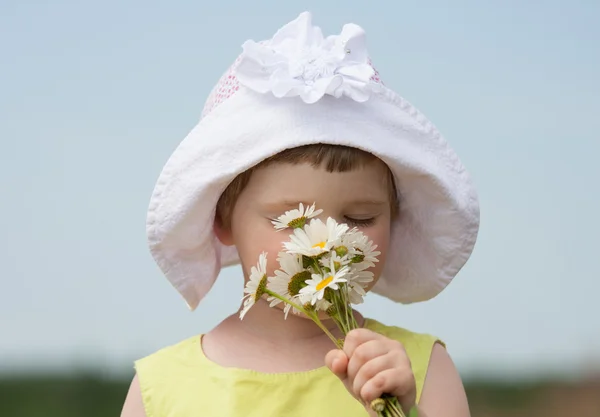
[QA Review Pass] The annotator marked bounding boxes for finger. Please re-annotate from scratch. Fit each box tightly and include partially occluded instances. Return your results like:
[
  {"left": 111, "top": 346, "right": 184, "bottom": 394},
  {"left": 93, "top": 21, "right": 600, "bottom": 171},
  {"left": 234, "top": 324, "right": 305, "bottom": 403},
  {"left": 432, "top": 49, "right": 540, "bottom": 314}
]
[
  {"left": 360, "top": 367, "right": 416, "bottom": 408},
  {"left": 346, "top": 339, "right": 390, "bottom": 383},
  {"left": 343, "top": 328, "right": 386, "bottom": 359},
  {"left": 325, "top": 349, "right": 349, "bottom": 380},
  {"left": 351, "top": 351, "right": 397, "bottom": 399}
]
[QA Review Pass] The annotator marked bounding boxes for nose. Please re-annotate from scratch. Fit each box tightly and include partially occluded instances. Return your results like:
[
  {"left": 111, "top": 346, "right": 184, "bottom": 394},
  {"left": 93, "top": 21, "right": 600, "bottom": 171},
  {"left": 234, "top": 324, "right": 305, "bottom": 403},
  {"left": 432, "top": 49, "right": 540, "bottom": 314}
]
[{"left": 314, "top": 210, "right": 344, "bottom": 225}]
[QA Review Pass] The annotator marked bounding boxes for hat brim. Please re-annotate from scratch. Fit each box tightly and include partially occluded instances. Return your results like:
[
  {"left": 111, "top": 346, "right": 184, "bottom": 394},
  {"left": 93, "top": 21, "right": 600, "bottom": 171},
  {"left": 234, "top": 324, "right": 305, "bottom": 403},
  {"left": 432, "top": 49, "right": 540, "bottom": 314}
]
[{"left": 146, "top": 85, "right": 479, "bottom": 310}]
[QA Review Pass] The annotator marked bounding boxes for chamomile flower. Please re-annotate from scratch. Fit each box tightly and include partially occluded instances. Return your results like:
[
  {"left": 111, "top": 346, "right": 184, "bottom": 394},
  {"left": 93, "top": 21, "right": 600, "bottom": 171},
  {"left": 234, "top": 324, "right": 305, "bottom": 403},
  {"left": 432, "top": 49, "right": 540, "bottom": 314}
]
[
  {"left": 268, "top": 252, "right": 306, "bottom": 301},
  {"left": 284, "top": 217, "right": 349, "bottom": 257},
  {"left": 296, "top": 292, "right": 332, "bottom": 313},
  {"left": 271, "top": 202, "right": 323, "bottom": 230},
  {"left": 343, "top": 230, "right": 381, "bottom": 268},
  {"left": 267, "top": 252, "right": 312, "bottom": 318},
  {"left": 240, "top": 252, "right": 269, "bottom": 319},
  {"left": 348, "top": 268, "right": 375, "bottom": 287},
  {"left": 347, "top": 284, "right": 366, "bottom": 304},
  {"left": 320, "top": 251, "right": 351, "bottom": 271},
  {"left": 299, "top": 263, "right": 349, "bottom": 305},
  {"left": 346, "top": 269, "right": 374, "bottom": 304}
]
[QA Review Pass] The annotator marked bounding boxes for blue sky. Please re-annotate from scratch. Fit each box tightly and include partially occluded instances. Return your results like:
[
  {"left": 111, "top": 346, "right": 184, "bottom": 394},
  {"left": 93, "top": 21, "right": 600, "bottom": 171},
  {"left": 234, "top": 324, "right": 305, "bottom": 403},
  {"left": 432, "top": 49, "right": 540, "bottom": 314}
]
[{"left": 1, "top": 0, "right": 599, "bottom": 380}]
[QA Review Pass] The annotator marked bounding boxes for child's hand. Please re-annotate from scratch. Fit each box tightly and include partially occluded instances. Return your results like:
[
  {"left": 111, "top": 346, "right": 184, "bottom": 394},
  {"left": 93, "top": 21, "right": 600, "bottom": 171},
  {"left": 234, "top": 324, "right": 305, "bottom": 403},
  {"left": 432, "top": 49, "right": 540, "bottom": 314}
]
[{"left": 325, "top": 328, "right": 416, "bottom": 413}]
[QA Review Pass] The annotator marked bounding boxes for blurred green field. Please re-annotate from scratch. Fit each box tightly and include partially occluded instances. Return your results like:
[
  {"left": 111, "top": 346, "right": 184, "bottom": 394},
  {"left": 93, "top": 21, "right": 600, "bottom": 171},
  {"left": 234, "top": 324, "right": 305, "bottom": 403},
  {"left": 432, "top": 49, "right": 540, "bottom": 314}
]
[{"left": 1, "top": 374, "right": 599, "bottom": 417}]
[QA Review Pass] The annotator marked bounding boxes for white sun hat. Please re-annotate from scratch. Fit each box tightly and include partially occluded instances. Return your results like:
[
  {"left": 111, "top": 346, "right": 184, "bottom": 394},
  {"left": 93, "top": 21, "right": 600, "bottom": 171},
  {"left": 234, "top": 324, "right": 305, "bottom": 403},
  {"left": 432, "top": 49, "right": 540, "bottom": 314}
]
[{"left": 146, "top": 12, "right": 480, "bottom": 311}]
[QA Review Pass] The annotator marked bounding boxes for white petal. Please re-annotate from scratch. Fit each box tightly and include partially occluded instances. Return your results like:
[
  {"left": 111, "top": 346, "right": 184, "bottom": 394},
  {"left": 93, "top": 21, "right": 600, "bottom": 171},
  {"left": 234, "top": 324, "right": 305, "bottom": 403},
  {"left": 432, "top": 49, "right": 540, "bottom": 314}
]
[
  {"left": 239, "top": 298, "right": 254, "bottom": 319},
  {"left": 258, "top": 252, "right": 268, "bottom": 272}
]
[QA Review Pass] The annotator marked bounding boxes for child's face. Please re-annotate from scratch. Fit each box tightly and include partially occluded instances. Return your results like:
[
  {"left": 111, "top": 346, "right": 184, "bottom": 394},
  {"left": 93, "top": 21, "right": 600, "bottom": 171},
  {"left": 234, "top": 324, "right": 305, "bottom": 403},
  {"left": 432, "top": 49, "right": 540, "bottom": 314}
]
[{"left": 220, "top": 160, "right": 392, "bottom": 294}]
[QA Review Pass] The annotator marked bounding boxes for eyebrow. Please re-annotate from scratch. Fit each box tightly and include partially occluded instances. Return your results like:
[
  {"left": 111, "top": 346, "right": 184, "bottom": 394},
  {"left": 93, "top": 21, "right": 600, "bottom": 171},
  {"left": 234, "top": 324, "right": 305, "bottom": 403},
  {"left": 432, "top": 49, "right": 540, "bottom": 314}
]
[
  {"left": 264, "top": 200, "right": 313, "bottom": 210},
  {"left": 265, "top": 199, "right": 388, "bottom": 209}
]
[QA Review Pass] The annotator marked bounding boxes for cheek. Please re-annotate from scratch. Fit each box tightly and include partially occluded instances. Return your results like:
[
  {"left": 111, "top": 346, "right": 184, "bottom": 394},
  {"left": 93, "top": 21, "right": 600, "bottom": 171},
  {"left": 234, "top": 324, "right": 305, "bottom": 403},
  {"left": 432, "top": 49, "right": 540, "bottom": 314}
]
[
  {"left": 362, "top": 224, "right": 391, "bottom": 290},
  {"left": 234, "top": 223, "right": 290, "bottom": 277},
  {"left": 264, "top": 235, "right": 290, "bottom": 276}
]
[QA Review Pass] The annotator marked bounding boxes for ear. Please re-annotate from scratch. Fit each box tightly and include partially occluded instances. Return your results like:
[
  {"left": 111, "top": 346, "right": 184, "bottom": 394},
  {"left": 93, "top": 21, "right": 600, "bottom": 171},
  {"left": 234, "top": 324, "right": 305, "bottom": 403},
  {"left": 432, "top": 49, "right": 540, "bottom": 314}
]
[{"left": 213, "top": 215, "right": 234, "bottom": 246}]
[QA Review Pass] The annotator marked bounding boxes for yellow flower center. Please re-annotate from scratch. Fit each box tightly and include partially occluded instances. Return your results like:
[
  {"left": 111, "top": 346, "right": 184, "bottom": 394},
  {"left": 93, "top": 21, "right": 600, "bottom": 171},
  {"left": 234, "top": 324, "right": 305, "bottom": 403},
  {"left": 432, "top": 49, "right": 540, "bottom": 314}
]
[
  {"left": 254, "top": 274, "right": 268, "bottom": 301},
  {"left": 288, "top": 271, "right": 311, "bottom": 296},
  {"left": 288, "top": 216, "right": 307, "bottom": 229},
  {"left": 316, "top": 275, "right": 334, "bottom": 291},
  {"left": 312, "top": 241, "right": 326, "bottom": 249}
]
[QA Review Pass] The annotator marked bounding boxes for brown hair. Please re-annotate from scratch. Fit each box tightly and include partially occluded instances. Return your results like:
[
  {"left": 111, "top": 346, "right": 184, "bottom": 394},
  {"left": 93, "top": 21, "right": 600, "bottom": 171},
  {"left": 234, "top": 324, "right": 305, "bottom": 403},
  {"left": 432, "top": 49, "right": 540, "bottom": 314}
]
[{"left": 216, "top": 144, "right": 399, "bottom": 228}]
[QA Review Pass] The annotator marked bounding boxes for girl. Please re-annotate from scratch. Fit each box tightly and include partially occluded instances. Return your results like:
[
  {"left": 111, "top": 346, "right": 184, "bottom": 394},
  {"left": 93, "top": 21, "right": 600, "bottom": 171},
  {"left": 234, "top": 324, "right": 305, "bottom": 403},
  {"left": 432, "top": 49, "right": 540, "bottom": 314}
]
[{"left": 121, "top": 12, "right": 479, "bottom": 417}]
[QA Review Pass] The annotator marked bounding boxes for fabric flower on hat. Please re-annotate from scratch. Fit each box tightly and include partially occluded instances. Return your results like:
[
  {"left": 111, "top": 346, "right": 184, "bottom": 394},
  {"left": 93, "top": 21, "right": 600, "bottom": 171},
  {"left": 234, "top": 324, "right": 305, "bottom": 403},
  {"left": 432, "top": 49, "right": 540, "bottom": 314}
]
[{"left": 235, "top": 12, "right": 375, "bottom": 104}]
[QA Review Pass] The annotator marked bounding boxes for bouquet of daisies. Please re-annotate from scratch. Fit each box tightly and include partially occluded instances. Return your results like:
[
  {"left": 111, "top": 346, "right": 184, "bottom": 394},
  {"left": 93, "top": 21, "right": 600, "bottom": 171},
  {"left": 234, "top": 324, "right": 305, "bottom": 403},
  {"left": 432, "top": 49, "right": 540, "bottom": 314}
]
[{"left": 239, "top": 203, "right": 410, "bottom": 417}]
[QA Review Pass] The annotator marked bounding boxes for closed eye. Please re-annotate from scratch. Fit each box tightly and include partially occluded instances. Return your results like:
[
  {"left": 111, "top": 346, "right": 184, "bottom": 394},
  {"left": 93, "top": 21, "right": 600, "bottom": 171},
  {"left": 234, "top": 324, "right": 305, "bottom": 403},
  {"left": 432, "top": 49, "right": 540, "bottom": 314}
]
[{"left": 344, "top": 217, "right": 375, "bottom": 227}]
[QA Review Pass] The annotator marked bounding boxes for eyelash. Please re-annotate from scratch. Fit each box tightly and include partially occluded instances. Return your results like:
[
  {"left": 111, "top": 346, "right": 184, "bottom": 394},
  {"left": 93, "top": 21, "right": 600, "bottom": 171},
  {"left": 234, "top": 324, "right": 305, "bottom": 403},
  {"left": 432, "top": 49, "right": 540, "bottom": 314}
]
[{"left": 344, "top": 217, "right": 376, "bottom": 227}]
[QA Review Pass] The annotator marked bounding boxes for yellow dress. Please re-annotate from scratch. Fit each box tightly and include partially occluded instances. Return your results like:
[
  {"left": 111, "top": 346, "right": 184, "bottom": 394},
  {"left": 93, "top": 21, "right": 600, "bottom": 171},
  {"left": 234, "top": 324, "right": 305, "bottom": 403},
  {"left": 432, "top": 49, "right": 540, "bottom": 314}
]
[{"left": 135, "top": 319, "right": 442, "bottom": 417}]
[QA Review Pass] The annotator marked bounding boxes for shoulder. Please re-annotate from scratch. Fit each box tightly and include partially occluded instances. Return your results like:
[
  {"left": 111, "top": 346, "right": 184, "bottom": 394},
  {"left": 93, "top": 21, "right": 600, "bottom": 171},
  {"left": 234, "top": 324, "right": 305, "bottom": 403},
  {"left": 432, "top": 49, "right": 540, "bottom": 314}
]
[
  {"left": 366, "top": 319, "right": 470, "bottom": 415},
  {"left": 120, "top": 374, "right": 146, "bottom": 417},
  {"left": 135, "top": 335, "right": 200, "bottom": 374},
  {"left": 123, "top": 335, "right": 201, "bottom": 417},
  {"left": 419, "top": 343, "right": 470, "bottom": 416}
]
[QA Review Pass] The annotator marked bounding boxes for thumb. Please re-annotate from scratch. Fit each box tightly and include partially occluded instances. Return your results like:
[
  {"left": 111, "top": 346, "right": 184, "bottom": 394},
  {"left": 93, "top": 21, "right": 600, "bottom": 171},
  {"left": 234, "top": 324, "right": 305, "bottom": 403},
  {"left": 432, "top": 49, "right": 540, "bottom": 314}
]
[{"left": 325, "top": 349, "right": 348, "bottom": 380}]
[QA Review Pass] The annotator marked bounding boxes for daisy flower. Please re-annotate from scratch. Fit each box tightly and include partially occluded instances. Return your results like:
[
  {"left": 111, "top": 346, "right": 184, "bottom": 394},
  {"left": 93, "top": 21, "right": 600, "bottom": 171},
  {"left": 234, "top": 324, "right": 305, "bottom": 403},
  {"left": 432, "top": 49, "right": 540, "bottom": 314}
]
[
  {"left": 346, "top": 269, "right": 375, "bottom": 304},
  {"left": 297, "top": 292, "right": 332, "bottom": 313},
  {"left": 320, "top": 251, "right": 351, "bottom": 272},
  {"left": 343, "top": 230, "right": 381, "bottom": 268},
  {"left": 299, "top": 261, "right": 349, "bottom": 305},
  {"left": 332, "top": 227, "right": 359, "bottom": 257},
  {"left": 240, "top": 252, "right": 269, "bottom": 319},
  {"left": 347, "top": 284, "right": 366, "bottom": 304},
  {"left": 267, "top": 252, "right": 312, "bottom": 318},
  {"left": 271, "top": 202, "right": 323, "bottom": 230},
  {"left": 284, "top": 217, "right": 349, "bottom": 257}
]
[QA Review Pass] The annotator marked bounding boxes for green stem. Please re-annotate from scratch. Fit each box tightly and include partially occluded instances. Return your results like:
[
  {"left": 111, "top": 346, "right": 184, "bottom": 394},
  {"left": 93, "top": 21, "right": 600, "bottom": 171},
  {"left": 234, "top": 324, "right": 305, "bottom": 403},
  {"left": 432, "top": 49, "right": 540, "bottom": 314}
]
[
  {"left": 311, "top": 256, "right": 324, "bottom": 275},
  {"left": 385, "top": 398, "right": 406, "bottom": 417},
  {"left": 265, "top": 289, "right": 342, "bottom": 349},
  {"left": 309, "top": 311, "right": 343, "bottom": 349},
  {"left": 331, "top": 292, "right": 348, "bottom": 335},
  {"left": 341, "top": 285, "right": 354, "bottom": 330},
  {"left": 330, "top": 311, "right": 348, "bottom": 335},
  {"left": 265, "top": 289, "right": 307, "bottom": 314},
  {"left": 335, "top": 289, "right": 345, "bottom": 329},
  {"left": 336, "top": 284, "right": 357, "bottom": 332}
]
